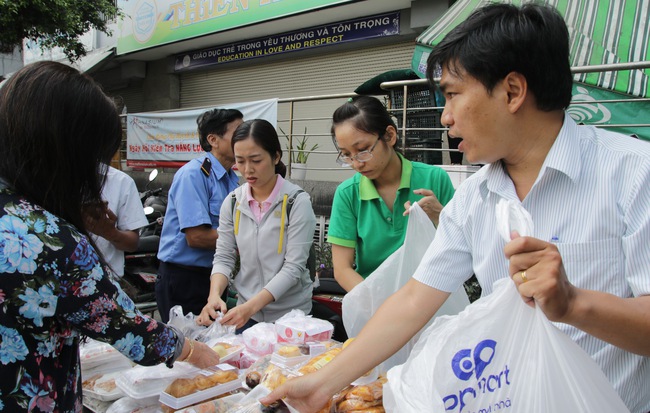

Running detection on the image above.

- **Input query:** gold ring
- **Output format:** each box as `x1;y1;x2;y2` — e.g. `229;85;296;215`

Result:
520;271;528;283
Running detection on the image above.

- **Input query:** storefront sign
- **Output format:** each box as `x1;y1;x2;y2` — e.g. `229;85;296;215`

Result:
126;98;278;167
117;0;354;54
174;11;400;72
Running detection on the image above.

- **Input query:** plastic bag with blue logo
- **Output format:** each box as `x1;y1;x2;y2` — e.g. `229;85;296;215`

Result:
383;199;629;413
342;203;470;373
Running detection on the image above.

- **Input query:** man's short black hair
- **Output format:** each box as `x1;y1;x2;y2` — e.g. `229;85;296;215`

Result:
427;3;573;111
196;108;244;152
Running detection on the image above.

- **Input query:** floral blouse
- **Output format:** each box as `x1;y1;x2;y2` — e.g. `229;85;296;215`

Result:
0;185;179;412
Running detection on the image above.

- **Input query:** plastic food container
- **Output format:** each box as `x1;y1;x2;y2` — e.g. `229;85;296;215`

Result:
173;392;245;413
205;341;244;365
105;396;161;413
159;364;242;410
82;370;126;402
80;339;132;373
115;362;197;402
270;342;329;369
275;317;334;344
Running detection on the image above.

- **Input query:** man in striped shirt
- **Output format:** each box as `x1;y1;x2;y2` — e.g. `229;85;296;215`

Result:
263;4;650;412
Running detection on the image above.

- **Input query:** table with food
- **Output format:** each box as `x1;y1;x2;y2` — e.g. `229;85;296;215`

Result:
81;309;386;413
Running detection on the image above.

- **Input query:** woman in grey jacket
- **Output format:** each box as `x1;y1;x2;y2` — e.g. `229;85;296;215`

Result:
197;119;316;332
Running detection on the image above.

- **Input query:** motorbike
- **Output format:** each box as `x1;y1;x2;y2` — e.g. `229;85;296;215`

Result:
311;267;348;342
121;170;166;311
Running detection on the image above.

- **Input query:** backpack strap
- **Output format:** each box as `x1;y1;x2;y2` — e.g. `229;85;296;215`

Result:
230;193;241;235
232;189;306;256
283;190;316;281
231;189;315;281
285;190;304;217
278;190;304;254
277;194;289;254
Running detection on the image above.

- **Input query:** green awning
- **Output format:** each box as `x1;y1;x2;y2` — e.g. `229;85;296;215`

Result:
569;82;649;140
411;0;650;140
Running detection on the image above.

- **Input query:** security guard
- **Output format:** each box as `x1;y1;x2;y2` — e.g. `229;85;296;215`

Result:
156;108;243;322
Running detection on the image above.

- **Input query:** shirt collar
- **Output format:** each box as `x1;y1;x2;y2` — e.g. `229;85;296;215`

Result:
359;153;412;200
479;113;581;199
206;152;228;179
539;113;582;183
245;174;285;205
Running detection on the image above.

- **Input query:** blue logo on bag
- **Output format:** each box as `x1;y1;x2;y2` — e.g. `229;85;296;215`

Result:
451;339;496;381
443;339;512;412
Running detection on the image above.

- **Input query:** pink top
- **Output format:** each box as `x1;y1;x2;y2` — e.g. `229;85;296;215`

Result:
247;175;285;222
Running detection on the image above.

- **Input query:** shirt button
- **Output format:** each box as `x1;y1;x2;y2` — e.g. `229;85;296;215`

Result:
386;217;392;222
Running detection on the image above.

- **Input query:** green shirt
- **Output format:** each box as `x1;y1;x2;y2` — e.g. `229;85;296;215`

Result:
327;154;455;278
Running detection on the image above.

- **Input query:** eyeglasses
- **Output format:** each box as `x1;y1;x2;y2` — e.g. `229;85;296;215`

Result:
336;137;380;166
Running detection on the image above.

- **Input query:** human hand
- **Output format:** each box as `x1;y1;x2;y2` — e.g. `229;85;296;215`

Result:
82;201;117;238
185;340;221;369
504;233;577;322
260;373;334;413
403;189;443;226
220;303;254;329
196;297;228;326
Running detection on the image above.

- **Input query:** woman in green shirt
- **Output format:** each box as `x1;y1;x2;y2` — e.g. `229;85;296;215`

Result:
327;96;455;292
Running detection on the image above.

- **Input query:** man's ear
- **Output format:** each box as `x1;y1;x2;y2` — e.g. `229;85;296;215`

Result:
207;133;219;148
503;72;527;113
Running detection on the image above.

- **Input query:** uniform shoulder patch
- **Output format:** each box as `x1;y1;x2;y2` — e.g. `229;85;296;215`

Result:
200;157;212;177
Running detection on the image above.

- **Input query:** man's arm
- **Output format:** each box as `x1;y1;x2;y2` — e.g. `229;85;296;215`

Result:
106;228;140;252
506;235;650;356
567;291;650;356
184;225;218;249
262;279;450;411
84;204;140;252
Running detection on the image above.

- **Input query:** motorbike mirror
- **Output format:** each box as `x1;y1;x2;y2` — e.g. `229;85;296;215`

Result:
143;206;155;215
148;169;159;182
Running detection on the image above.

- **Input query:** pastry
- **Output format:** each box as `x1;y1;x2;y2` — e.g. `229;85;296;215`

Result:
336;398;382;412
332;377;387;413
298;347;341;374
245;371;262;389
82;374;101;390
276;345;301;358
260;365;287;391
211;342;233;358
95;378;117;393
165;370;238;397
165;377;199;398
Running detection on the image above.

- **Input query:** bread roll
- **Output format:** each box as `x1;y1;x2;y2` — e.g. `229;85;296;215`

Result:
277;345;301;358
211;342;233;358
165;370;238;397
298;347;341;375
165;377;199;398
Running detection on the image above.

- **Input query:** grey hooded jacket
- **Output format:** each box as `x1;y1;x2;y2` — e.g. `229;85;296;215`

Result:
211;179;316;322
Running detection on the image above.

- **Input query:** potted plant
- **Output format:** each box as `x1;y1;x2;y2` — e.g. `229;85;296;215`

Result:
280;127;319;179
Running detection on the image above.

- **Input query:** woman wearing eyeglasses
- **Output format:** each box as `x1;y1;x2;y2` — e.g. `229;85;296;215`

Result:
327;96;455;292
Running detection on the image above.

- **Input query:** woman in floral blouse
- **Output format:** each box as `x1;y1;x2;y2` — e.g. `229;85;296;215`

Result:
0;61;220;412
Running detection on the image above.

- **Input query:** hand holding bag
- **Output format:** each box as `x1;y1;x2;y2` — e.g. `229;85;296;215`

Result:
383;200;629;413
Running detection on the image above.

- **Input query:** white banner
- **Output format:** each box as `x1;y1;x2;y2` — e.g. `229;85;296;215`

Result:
126;98;278;167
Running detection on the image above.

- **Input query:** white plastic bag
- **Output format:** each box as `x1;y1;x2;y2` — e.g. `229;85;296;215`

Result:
342;203;470;372
167;305;235;342
383;199;629;413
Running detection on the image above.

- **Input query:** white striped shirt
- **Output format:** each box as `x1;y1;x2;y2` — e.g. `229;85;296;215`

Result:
414;114;650;413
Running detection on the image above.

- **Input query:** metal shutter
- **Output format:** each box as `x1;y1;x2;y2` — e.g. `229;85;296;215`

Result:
112;86;145;114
